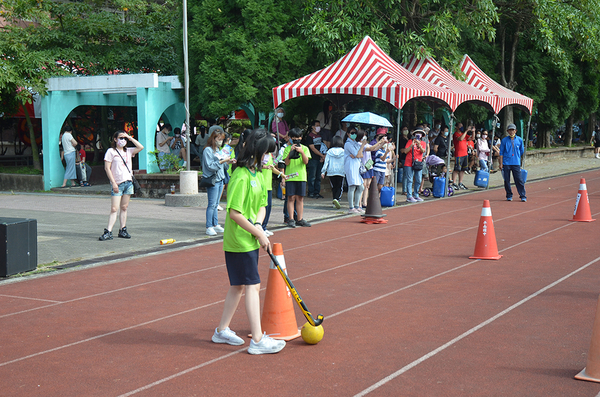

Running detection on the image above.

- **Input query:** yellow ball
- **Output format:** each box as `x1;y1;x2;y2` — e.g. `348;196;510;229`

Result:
301;322;324;344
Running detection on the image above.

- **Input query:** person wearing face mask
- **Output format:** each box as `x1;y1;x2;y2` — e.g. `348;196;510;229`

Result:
499;124;527;202
398;127;410;195
433;126;449;158
476;130;491;173
99;131;144;241
170;127;188;168
203;131;237;236
317;101;334;148
343;126;368;213
271;107;289;143
304;120;326;198
401;129;426;202
283;128;311;227
156;123;173;171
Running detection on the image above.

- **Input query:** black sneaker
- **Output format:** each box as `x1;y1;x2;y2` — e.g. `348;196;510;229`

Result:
286;219;296;228
296;219;311;227
99;229;113;241
459;183;468;190
315;194;324;199
118;227;131;239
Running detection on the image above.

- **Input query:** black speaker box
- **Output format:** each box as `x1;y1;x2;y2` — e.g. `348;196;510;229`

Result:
0;218;37;277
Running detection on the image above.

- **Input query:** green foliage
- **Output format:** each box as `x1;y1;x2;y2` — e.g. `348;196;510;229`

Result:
187;0;314;118
149;150;184;173
300;0;499;73
0;0;179;108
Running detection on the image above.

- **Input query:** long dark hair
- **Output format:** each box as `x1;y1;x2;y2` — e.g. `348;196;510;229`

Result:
343;124;358;144
234;128;252;158
234;129;275;172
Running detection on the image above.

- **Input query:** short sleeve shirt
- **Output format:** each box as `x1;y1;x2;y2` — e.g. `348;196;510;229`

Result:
260;154;274;191
104;147;135;185
453;132;467;157
223;167;268;253
404;139;425;167
282;144;311;181
62;132;76;154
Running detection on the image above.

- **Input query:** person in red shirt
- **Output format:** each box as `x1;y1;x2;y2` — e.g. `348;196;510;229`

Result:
401;129;426;202
451;124;470;190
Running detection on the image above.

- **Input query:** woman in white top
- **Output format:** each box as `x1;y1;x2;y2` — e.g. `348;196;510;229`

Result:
60;125;78;188
99;131;144;241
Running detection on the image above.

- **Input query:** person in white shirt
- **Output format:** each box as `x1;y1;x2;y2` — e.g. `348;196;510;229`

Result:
60;125;78;188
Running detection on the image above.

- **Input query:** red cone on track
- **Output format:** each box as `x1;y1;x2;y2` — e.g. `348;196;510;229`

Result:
571;178;595;222
469;200;502;260
575;294;600;382
260;243;301;341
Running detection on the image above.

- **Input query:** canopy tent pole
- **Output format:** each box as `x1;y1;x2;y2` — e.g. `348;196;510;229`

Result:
394;108;401;198
523;112;533;167
485;114;499;190
444;113;455;198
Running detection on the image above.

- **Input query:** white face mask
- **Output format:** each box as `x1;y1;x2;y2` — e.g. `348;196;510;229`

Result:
315;126;321;133
117;138;127;148
277;112;284;118
216;140;223;147
476;134;481;138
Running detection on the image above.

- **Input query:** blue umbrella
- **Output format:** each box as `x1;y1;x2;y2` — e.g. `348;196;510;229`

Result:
342;112;393;128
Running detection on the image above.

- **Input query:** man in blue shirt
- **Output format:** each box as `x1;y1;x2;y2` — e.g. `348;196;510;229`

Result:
499;123;527;202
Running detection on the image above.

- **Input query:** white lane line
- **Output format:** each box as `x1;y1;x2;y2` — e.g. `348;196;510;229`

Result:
0;294;62;303
0;299;224;368
354;255;600;397
116;349;246;397
116;221;579;396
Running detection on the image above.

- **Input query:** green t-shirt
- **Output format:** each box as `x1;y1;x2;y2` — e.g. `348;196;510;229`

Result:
223;167;268;253
260;154;274;191
282;144;311;182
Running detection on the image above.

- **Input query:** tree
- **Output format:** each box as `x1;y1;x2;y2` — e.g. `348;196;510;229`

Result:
300;0;499;74
187;0;314;123
1;0;179;169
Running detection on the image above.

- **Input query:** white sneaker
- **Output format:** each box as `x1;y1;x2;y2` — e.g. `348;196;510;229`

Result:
212;327;245;346
264;229;273;237
182;161;187;167
248;333;286;355
217;205;224;211
213;224;224;233
206;227;217;236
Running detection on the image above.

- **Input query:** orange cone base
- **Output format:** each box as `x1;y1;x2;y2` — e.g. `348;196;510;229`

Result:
361;217;388;224
469;253;503;260
575;367;600;383
248;330;301;341
570;218;596;223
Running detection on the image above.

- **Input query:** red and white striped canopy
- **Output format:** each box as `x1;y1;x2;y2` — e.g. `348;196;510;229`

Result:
403;55;496;112
273;36;455;110
460;55;534;114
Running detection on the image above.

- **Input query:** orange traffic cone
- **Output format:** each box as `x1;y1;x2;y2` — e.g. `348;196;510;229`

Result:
260;243;301;341
362;177;388;224
571;178;595;222
469;200;502;260
575;294;600;382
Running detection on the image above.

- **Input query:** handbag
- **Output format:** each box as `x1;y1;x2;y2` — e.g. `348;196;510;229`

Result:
411;145;423;171
364;159;374;170
199;173;217;188
116;149;141;195
359;163;367;174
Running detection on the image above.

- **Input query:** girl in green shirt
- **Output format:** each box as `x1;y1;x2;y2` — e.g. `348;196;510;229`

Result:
212;129;286;355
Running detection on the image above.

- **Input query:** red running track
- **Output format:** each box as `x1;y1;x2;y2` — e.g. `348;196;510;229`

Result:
2;171;600;396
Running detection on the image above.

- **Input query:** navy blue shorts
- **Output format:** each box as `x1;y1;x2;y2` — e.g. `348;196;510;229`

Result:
454;156;469;171
225;249;260;285
286;181;306;197
373;170;386;185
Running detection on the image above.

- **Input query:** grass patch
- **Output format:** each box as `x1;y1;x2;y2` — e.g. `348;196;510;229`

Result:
0;166;43;175
5;261;60;278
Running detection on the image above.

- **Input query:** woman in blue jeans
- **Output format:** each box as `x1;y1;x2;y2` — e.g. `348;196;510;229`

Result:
401;129;426;203
202;130;236;236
